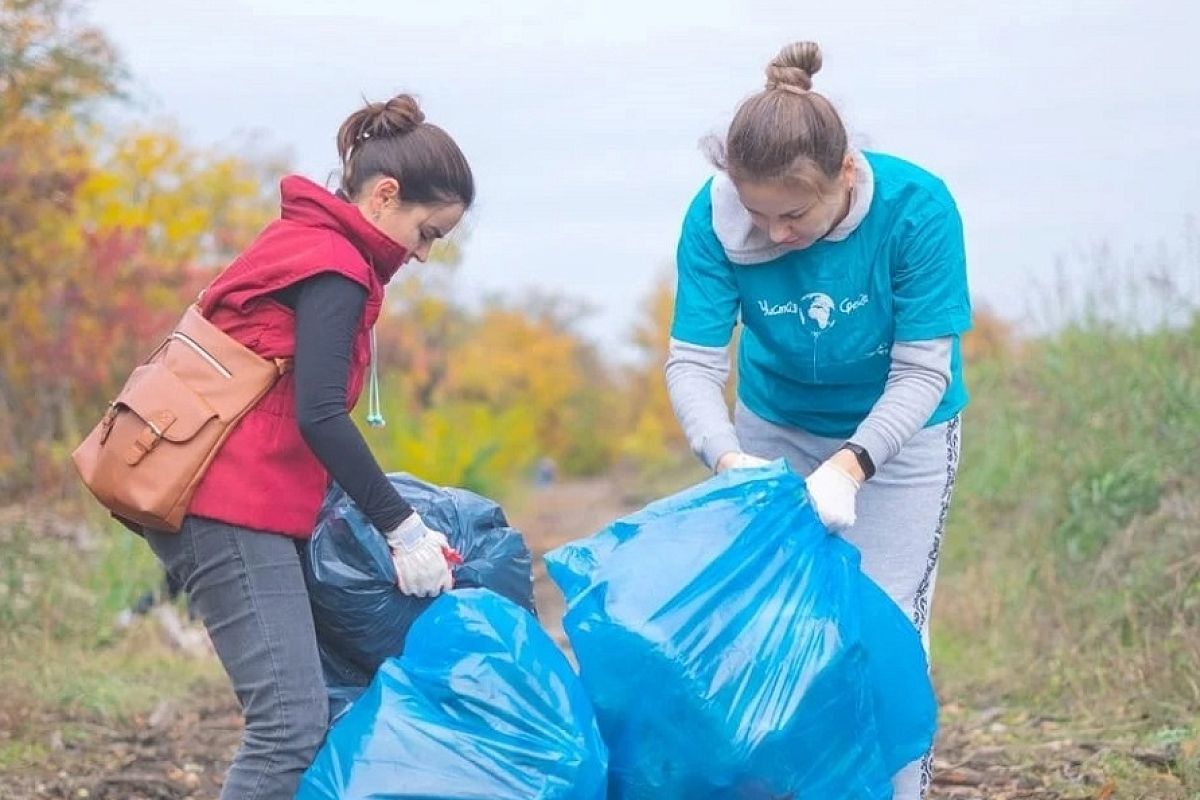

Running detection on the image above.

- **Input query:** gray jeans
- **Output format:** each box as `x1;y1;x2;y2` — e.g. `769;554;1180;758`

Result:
736;401;962;800
145;516;328;800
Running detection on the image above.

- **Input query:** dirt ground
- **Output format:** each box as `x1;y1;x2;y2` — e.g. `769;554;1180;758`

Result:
0;479;1187;799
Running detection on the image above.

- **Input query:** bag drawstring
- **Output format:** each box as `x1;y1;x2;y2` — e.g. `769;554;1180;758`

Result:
366;328;385;428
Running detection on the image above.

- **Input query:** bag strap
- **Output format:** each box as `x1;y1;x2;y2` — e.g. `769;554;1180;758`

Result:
194;289;293;377
195;286;213;318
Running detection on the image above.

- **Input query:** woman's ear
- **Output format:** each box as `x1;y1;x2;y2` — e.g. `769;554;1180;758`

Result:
378;176;402;206
365;176;402;213
841;153;856;191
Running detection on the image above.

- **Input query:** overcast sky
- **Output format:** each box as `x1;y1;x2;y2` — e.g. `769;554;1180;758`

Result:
87;0;1200;354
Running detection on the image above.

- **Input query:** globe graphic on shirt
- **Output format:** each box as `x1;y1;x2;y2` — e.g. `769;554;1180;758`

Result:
801;292;836;330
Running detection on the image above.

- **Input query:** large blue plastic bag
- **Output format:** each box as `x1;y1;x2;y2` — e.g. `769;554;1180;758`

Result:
296;588;609;800
301;473;536;713
544;461;936;800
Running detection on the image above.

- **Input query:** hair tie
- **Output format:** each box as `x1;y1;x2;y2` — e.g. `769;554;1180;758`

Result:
769;82;809;96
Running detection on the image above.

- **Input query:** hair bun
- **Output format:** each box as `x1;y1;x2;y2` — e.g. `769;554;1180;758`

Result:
336;94;426;165
765;41;822;92
362;94;425;138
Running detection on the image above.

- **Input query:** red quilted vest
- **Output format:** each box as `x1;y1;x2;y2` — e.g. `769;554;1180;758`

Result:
187;175;407;537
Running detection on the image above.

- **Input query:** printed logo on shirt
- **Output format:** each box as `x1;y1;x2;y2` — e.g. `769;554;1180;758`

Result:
757;292;870;332
802;292;836;330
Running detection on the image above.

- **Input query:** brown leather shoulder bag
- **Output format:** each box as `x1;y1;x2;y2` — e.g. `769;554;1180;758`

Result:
72;303;290;532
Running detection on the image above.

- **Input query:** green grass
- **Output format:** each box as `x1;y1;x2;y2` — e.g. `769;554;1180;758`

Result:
0;510;222;755
0;740;49;771
11;640;218;719
934;314;1200;729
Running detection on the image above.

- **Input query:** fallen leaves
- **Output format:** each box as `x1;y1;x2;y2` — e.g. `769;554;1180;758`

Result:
931;704;1192;800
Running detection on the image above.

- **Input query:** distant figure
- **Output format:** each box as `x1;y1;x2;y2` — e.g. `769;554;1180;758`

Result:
664;40;971;800
114;569;186;630
136;94;475;800
114;571;211;659
534;456;558;487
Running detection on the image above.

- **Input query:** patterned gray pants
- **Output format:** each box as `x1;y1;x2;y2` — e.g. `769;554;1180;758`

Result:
736;401;963;800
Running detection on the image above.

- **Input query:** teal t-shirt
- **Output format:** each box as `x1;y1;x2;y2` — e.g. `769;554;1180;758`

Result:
670;152;973;438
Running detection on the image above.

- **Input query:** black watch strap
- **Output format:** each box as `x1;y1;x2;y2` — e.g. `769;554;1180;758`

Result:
842;442;876;481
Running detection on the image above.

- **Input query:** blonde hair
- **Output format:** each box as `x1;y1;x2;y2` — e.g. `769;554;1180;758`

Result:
707;41;848;188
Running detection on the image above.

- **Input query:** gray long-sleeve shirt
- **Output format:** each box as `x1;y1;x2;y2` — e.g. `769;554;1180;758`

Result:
665;336;952;472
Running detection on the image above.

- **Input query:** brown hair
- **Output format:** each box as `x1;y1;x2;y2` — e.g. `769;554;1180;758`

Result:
707;41;848;188
336;94;475;207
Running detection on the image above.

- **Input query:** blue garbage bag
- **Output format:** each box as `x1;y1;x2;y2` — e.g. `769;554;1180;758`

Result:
296;588;609;800
301;473;536;715
545;461;936;800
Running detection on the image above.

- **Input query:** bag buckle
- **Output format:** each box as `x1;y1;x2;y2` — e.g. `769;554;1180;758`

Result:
99;403;119;446
125;411;175;466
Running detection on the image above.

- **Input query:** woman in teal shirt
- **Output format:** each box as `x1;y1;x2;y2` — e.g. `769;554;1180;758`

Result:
666;41;971;800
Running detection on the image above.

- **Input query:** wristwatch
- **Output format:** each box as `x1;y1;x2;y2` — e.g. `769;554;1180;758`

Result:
841;442;876;481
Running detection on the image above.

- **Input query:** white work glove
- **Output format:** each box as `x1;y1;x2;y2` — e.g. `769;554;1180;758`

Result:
383;513;455;598
805;459;861;532
715;452;772;473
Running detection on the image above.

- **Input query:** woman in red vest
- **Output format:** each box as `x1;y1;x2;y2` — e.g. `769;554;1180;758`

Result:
143;94;473;800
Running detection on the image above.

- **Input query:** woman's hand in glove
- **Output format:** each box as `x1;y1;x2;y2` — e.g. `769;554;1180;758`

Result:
805;451;864;532
384;513;455;598
715;452;772;473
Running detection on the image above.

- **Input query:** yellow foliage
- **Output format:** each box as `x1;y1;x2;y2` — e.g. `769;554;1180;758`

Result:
619;270;690;464
447;304;586;460
77;126;280;266
368;402;539;498
0;0;122;122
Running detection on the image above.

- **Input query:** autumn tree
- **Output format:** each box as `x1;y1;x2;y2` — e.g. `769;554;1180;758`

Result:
618;270;690;465
0;0;280;495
